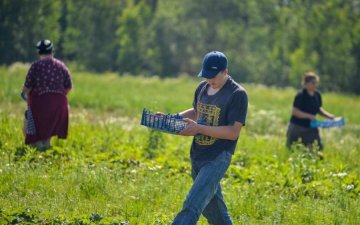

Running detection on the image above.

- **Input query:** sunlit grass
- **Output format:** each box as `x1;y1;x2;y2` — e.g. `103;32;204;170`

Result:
0;64;359;224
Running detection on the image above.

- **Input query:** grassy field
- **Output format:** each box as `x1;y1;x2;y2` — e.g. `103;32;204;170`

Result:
0;63;359;224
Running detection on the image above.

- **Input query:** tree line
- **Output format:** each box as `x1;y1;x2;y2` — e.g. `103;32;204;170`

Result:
1;0;360;94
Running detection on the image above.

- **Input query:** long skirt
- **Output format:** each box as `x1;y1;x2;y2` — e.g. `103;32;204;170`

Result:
286;122;323;150
25;93;69;144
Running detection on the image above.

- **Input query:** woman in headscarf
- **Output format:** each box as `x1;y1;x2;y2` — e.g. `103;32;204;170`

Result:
22;39;72;151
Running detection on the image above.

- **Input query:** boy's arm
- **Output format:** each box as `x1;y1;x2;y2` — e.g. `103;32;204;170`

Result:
179;108;196;121
180;118;243;141
156;108;196;120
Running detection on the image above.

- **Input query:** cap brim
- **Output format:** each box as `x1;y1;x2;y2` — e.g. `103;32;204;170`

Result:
198;69;219;79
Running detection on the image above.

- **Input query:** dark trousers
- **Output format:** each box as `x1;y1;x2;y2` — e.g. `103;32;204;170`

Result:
286;122;323;150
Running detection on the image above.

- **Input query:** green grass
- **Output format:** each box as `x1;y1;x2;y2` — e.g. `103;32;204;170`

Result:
0;63;359;224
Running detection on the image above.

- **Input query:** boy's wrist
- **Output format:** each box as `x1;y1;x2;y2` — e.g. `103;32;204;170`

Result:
196;124;207;136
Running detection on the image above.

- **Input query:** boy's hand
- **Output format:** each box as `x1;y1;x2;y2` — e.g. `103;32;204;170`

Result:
179;118;199;136
155;112;165;116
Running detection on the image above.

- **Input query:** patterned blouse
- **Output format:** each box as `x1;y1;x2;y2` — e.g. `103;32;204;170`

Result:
24;57;72;96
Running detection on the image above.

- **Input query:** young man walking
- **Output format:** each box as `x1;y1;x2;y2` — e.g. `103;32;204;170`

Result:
172;51;248;225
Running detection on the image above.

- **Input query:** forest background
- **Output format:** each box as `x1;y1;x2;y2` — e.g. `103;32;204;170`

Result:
1;0;360;94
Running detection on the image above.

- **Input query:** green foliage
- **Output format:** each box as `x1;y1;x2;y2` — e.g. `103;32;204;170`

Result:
61;0;124;71
144;130;164;159
1;0;360;93
116;0;157;74
0;67;360;224
0;0;61;63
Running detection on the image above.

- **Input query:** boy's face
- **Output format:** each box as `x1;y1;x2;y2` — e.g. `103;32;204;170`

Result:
206;70;228;89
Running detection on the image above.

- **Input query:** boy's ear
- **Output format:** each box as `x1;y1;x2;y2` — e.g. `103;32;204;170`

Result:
220;69;228;76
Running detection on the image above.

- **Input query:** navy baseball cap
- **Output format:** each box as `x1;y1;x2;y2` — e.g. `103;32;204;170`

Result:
198;51;228;79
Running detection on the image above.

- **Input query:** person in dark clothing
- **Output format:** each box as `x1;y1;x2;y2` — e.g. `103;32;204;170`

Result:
171;51;248;225
286;72;336;151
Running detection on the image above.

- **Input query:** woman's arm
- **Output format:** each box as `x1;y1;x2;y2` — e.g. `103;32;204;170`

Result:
319;107;336;119
22;86;31;100
292;107;316;120
65;88;72;95
180;118;243;141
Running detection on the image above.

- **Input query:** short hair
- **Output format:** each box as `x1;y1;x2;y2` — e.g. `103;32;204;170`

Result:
303;72;319;84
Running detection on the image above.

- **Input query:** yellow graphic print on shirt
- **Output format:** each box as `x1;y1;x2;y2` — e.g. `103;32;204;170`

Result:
195;101;221;145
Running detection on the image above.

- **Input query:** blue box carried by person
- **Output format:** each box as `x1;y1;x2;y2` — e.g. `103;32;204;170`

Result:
140;108;186;134
310;117;345;128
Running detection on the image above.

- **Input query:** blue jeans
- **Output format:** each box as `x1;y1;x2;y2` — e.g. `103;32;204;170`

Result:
172;151;233;225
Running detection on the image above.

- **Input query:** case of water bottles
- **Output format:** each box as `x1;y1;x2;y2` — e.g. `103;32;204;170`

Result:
140;108;186;134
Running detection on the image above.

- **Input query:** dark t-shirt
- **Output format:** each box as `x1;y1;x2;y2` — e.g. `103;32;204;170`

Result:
190;77;248;160
24;57;72;96
290;89;322;127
